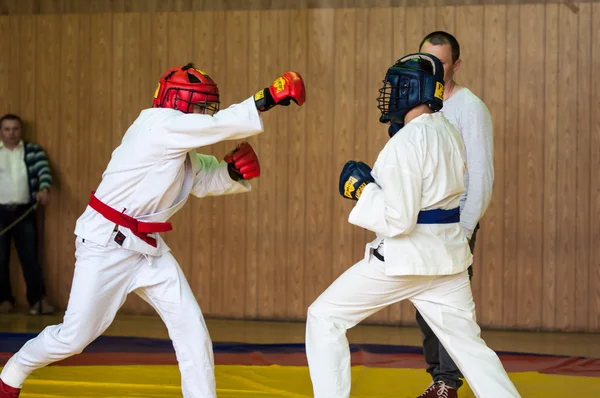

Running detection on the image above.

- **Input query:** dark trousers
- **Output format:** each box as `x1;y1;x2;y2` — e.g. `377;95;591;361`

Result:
0;204;45;306
415;224;479;390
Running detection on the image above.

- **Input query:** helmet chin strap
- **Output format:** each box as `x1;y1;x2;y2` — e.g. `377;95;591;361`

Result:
379;113;404;138
388;120;403;138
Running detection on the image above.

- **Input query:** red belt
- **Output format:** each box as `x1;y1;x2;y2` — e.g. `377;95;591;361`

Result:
88;191;172;247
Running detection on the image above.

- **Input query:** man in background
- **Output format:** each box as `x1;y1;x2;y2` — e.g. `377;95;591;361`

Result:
0;114;54;316
414;31;494;398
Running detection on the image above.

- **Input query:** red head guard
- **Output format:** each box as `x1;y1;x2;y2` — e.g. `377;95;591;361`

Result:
152;63;220;114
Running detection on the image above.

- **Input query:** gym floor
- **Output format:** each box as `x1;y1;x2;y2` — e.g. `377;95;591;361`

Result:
1;312;599;397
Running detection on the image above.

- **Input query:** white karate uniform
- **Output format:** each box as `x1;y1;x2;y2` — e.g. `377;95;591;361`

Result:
0;97;264;398
305;112;520;398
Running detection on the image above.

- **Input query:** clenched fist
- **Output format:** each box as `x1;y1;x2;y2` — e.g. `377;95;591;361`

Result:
254;71;306;112
224;142;261;181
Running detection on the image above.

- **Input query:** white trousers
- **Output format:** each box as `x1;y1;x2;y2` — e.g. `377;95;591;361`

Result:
0;235;216;398
305;255;521;398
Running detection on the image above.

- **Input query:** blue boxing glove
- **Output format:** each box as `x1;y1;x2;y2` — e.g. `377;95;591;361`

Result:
339;160;375;200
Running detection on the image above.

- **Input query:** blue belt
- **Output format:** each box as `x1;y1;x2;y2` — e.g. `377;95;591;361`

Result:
416;207;460;224
373;207;461;262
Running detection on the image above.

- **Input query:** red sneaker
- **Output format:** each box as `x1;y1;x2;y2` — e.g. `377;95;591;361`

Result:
0;379;20;398
417;381;457;398
417;382;437;397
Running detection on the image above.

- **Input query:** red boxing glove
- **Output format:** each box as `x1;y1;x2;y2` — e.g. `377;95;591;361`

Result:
254;71;306;112
224;142;261;181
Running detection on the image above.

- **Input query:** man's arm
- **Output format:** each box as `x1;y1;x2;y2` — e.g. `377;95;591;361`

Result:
460;100;494;239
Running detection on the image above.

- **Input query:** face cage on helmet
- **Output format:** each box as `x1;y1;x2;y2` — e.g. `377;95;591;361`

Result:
166;88;220;115
376;80;394;117
377;75;432;123
377;78;412;121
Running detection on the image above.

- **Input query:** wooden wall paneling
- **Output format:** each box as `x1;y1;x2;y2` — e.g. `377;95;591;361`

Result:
123;0;153;13
0;4;598;332
74;13;91;308
14;16;37;308
555;2;578;331
74;8;90;202
304;7;336;313
109;13;124;191
90;10;114;216
221;9;251;318
455;4;485;314
208;9;227;316
5;0;586;14
137;13;153;145
37;0;62;14
590;1;600;331
243;6;261;319
173;0;195;12
350;5;370;308
34;15;61;308
0;0;35;14
62;0;104;13
190;10;218;316
402;6;424;111
107;0;125;13
6;18;19;112
89;0;112;13
391;6;406;96
423;5;437;35
272;9;292;320
479;4;506;328
254;9;278;319
542;2;558;330
502;4;519;328
286;6;308;320
575;2;591;331
435;5;455;32
154;0;174;13
516;3;545;329
0;17;16;304
55;13;79;311
150;12;169;83
244;6;264;320
59;0;72;13
3;16;26;308
17;16;37;171
330;6;357;315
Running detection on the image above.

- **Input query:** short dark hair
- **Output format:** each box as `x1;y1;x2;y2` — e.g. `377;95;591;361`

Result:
0;114;23;129
419;31;460;64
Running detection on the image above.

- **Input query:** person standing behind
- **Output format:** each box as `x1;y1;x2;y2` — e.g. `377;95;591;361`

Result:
413;31;494;398
0;114;54;316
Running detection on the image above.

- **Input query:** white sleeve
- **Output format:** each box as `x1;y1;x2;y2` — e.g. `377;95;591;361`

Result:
460;101;494;239
348;139;422;237
164;97;264;153
191;153;251;198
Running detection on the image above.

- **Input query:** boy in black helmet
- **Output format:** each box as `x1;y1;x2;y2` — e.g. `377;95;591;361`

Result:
304;54;519;398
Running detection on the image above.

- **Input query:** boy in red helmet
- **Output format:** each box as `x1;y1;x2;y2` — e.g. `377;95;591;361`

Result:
0;63;305;398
